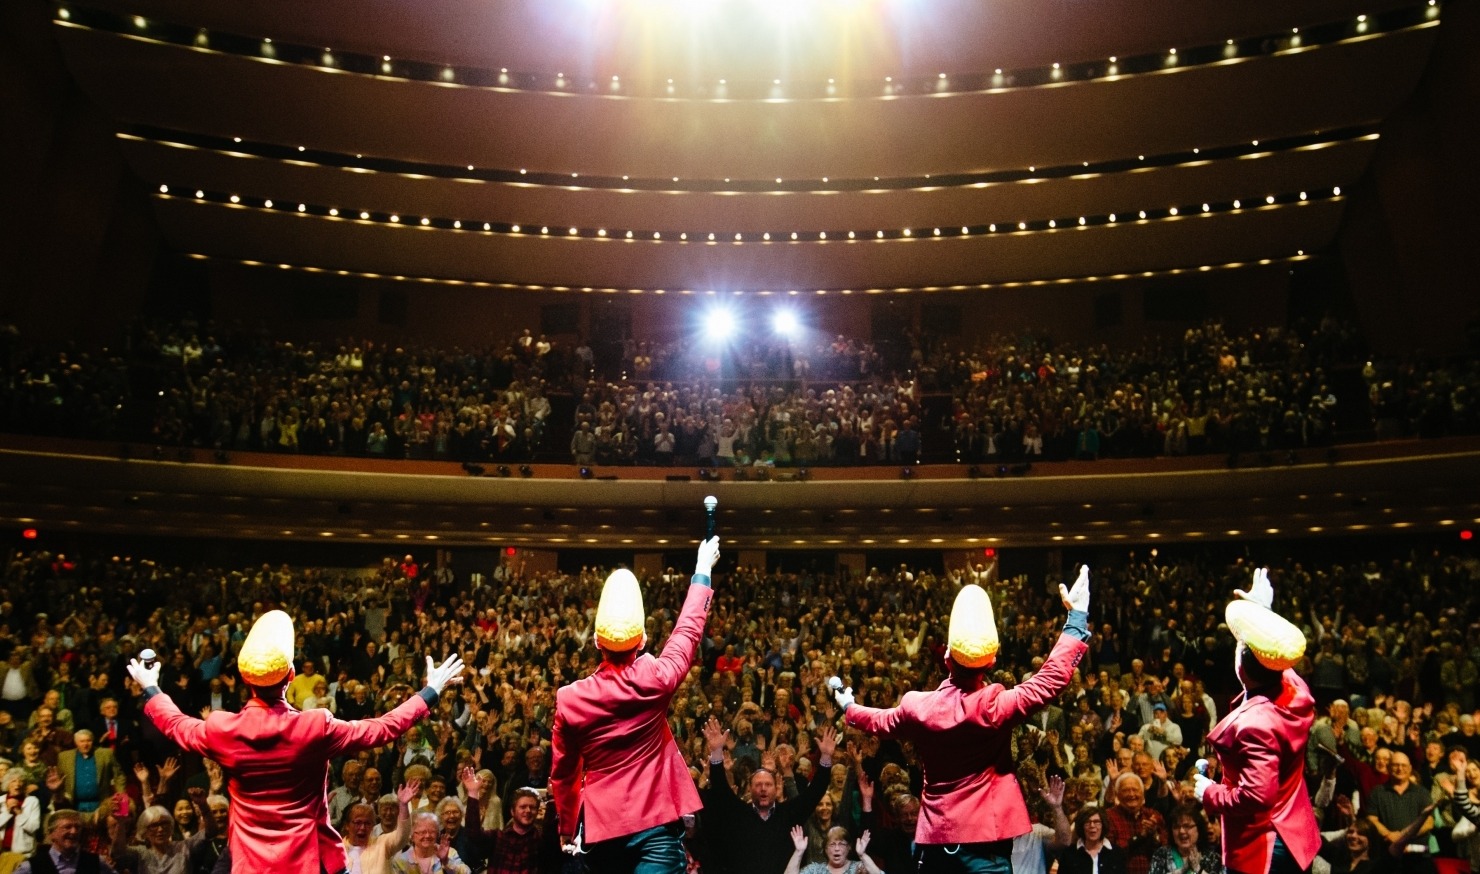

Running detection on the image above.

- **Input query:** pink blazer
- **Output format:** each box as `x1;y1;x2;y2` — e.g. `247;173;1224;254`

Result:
145;689;429;873
846;633;1087;845
550;583;710;844
1202;670;1320;874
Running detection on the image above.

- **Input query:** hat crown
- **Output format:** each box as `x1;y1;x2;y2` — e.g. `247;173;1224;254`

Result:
238;610;295;686
1225;599;1306;670
595;569;645;652
948;584;999;668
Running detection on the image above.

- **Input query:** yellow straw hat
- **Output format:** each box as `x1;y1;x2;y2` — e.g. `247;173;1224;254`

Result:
594;569;645;652
1225;599;1306;670
237;610;295;686
948;584;999;668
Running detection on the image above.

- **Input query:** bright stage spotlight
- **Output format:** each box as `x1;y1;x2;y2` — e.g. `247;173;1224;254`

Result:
772;309;800;338
707;307;737;342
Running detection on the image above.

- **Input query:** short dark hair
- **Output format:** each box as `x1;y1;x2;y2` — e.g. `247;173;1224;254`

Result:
1237;643;1284;690
1168;802;1211;845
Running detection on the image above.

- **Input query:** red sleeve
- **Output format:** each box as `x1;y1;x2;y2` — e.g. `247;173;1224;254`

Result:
144;693;212;758
846;694;916;740
323;691;428;758
982;634;1086;726
549;703;582;835
652;585;711;692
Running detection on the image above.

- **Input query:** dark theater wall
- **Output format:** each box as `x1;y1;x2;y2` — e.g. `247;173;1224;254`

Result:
1337;0;1480;356
0;1;163;346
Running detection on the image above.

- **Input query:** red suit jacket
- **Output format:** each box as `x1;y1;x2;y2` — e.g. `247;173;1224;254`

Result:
145;688;429;873
846;633;1087;845
550;583;710;844
1202;669;1320;874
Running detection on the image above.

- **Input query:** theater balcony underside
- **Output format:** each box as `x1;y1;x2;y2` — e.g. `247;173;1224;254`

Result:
2;434;1476;550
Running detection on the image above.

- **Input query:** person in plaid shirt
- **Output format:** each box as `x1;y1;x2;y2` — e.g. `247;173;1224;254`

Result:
1103;773;1169;874
459;770;553;874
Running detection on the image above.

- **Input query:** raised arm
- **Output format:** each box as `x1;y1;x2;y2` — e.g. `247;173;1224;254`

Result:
325;655;464;757
130;657;211;758
783;825;808;874
652;538;720;690
1041;775;1072;850
985;566;1091;723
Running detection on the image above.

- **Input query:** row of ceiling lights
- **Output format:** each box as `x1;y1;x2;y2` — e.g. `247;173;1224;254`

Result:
186;249;1314;295
56;2;1439;100
132;124;1379;195
161;184;1342;243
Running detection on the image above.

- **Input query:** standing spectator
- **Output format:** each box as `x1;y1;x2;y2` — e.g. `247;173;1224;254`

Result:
782;824;884;874
1365;752;1434;859
340;781;417;874
1148;803;1222;874
1137;705;1183;761
56;729;122;816
702;718;839;874
0;651;38;721
0;771;42;862
15;809;120;874
1309;700;1362;777
1060;806;1128;874
134;791;215;874
188;796;229;874
458;771;549;874
1104;774;1169;874
327;761;364;831
391;813;469;874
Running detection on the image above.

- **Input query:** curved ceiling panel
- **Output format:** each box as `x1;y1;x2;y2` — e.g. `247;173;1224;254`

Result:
151;195;1344;289
121;133;1376;233
88;0;1417;83
56;22;1435;180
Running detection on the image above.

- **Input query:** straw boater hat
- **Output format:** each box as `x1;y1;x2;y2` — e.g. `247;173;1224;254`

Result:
947;584;999;669
594;569;645;652
1225;599;1306;670
237;610;296;686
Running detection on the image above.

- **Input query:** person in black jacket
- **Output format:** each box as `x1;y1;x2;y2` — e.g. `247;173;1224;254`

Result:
1060;806;1128;874
700;717;838;874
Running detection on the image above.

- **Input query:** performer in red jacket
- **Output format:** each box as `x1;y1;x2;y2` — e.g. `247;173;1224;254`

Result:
1194;568;1320;874
833;565;1092;874
550;537;720;873
126;610;464;874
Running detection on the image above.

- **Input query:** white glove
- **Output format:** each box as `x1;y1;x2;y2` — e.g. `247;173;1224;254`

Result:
828;676;855;711
1058;565;1090;612
695;537;720;577
561;833;585;856
1234;567;1274;608
424;655;466;696
127;657;161;690
1193;773;1213;801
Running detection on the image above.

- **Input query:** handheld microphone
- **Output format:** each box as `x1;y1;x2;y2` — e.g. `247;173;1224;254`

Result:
704;495;718;541
139;648;159;670
1195;758;1210;777
1316;743;1346;765
827;676;844;692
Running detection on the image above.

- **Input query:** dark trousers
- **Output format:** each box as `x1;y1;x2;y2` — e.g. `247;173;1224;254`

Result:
1231;835;1312;874
584;820;686;874
920;839;1014;874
